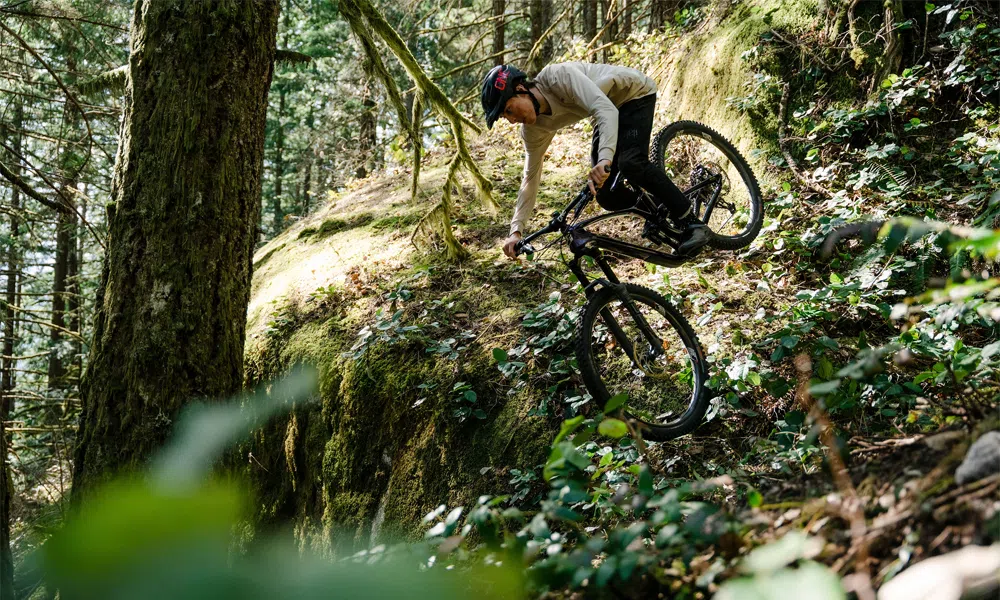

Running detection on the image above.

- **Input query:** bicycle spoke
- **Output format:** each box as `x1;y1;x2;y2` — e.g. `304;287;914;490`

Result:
585;294;696;426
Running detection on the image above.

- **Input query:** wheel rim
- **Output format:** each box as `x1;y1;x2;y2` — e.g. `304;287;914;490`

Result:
660;131;757;240
585;294;701;428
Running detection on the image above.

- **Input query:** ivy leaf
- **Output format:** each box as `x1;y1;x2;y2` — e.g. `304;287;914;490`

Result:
492;348;508;362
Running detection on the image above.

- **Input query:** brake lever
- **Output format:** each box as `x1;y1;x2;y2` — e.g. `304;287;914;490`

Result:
574;164;610;219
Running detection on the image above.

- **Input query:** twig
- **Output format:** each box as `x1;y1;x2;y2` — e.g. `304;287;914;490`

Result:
794;353;875;600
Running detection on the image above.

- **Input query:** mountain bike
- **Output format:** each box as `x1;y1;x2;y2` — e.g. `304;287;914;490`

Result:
514;121;762;440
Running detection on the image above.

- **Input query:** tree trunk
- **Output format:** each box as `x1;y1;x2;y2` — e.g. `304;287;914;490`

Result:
875;0;904;84
49;204;73;390
272;87;286;234
529;0;553;72
0;91;22;600
649;0;677;31
70;189;84;375
302;157;312;214
622;0;631;38
357;66;377;179
601;0;617;61
584;0;597;42
492;0;505;65
49;46;82;392
72;0;280;497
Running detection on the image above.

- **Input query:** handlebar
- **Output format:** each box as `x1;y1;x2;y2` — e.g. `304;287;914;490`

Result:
512;164;611;256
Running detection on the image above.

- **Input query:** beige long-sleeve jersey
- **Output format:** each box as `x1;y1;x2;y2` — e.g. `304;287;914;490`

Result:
508;62;657;235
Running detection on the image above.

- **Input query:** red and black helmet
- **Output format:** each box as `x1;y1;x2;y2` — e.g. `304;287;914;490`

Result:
481;64;527;129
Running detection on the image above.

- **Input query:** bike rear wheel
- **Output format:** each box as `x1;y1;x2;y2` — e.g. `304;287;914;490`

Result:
575;283;709;441
651;120;763;250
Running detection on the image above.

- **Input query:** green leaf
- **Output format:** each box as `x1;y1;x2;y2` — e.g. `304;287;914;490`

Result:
492;348;508;362
603;392;628;414
598;418;628;439
829;273;842;284
638;465;653;497
809;379;841;395
748;489;763;508
742;531;821;573
553;415;585;444
464;390;477;402
595;556;617;587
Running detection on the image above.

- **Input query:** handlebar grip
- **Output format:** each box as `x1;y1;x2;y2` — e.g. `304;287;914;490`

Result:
514;240;535;256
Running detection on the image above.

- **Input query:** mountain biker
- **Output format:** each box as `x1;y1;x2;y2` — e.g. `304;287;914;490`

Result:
481;62;710;260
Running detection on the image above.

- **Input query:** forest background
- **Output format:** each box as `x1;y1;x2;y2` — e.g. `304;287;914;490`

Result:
0;0;998;598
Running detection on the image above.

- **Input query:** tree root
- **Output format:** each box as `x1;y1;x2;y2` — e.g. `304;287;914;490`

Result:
778;82;834;198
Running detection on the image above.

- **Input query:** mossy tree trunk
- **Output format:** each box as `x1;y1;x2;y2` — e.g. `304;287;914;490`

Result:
874;0;904;85
340;0;496;261
72;0;280;497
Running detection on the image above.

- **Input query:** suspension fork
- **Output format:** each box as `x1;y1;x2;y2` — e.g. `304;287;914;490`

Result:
570;253;664;365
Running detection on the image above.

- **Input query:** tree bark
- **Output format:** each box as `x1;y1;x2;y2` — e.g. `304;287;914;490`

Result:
357;66;377;179
302;157;312;214
48;203;73;390
0;89;22;600
72;0;280;497
70;188;84;375
875;0;904;85
601;0;617;61
584;0;597;42
492;0;505;65
622;0;631;38
529;0;553;72
48;37;82;392
272;87;286;234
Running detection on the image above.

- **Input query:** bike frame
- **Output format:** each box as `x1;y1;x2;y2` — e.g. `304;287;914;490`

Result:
514;175;720;370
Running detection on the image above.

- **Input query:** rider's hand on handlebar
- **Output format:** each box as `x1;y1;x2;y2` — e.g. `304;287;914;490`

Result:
587;159;612;196
502;232;523;260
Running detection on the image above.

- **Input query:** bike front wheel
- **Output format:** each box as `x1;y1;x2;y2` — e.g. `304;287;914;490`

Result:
651;120;763;251
575;283;709;441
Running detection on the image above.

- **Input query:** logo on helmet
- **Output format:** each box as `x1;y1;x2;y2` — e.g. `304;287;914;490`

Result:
494;70;509;91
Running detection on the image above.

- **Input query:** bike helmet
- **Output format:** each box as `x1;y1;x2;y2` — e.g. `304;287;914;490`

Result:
481;64;528;129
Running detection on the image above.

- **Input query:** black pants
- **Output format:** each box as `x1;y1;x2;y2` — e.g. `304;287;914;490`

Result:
591;94;689;218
